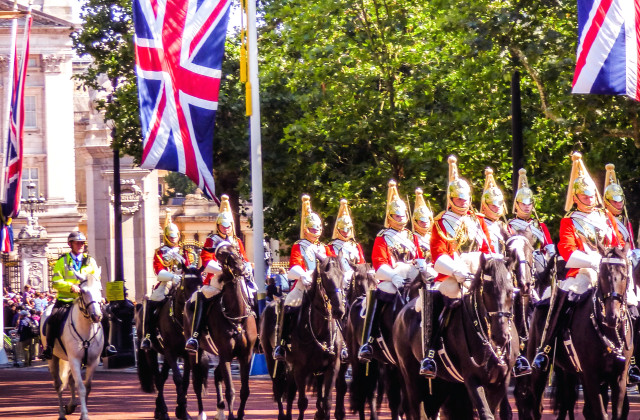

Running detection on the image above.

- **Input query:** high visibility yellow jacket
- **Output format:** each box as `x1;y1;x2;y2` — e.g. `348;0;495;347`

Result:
52;253;98;303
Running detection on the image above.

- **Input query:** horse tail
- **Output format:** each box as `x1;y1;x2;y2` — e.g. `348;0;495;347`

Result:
550;369;579;415
136;348;158;393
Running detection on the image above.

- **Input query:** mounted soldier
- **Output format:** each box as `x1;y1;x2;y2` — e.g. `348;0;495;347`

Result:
603;163;640;384
273;195;332;361
532;152;623;372
42;231;117;360
140;212;192;350
480;168;509;254
412;188;434;265
508;168;555;275
329;198;366;287
357;180;420;362
420;156;495;377
185;194;253;353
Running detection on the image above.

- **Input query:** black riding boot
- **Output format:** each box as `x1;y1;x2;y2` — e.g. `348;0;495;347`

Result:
358;289;378;363
140;299;160;351
629;357;640;385
185;292;205;353
101;316;117;357
419;288;438;378
532;288;570;372
273;306;296;361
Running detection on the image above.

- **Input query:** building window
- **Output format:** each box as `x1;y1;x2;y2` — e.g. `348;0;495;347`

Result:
21;168;38;199
24;96;36;129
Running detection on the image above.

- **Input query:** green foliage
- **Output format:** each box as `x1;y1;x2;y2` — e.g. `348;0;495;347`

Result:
162;172;197;204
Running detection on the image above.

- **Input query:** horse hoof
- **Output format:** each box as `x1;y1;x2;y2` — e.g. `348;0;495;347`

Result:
217;408;226;420
58;416;66;420
175;406;192;420
65;404;77;415
198;412;207;420
154;410;170;420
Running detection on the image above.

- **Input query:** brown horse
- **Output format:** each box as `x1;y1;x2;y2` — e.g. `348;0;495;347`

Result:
260;253;346;420
394;253;519;420
135;264;205;420
185;242;258;420
517;246;633;420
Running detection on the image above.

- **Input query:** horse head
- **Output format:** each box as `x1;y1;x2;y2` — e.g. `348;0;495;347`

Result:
76;267;104;324
598;245;630;327
471;253;514;350
314;252;346;320
347;262;376;303
215;241;246;279
179;263;203;301
505;232;536;296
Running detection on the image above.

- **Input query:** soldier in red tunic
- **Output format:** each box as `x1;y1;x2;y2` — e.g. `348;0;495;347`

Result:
185;195;252;353
418;156;495;377
602;163;640;384
532;152;622;372
480;168;509;254
273;195;332;361
412;188;435;268
141;211;193;350
358;180;419;362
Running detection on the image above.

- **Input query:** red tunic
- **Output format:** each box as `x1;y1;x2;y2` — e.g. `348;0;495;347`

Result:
328;241;365;264
371;229;417;272
430;211;494;282
557;214;621;279
200;235;249;285
289;241;334;289
152;246;191;275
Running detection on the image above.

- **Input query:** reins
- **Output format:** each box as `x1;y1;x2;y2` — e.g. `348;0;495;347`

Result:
70;281;103;367
306;265;343;355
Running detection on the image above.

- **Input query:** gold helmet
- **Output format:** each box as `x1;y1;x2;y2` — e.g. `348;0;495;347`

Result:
564;151;601;212
216;194;235;237
332;199;354;240
163;209;180;247
384;180;408;231
604;163;625;216
481;168;505;221
300;195;322;241
446;156;471;213
512;168;534;218
413;188;433;236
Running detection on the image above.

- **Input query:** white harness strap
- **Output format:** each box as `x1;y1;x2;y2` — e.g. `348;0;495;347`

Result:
601;257;626;265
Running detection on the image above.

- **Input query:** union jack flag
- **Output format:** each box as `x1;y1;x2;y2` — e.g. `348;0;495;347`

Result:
133;0;231;199
572;0;640;100
1;12;31;252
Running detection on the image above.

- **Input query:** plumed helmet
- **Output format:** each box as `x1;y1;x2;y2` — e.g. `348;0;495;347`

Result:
413;188;433;236
333;199;354;240
512;168;534;216
163;209;180;246
216;194;235;232
604;163;625;216
565;152;601;212
300;195;322;241
384;180;408;231
446;156;471;213
68;231;87;243
481;168;505;220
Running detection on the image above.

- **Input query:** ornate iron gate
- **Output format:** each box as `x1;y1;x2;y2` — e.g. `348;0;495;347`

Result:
2;253;21;293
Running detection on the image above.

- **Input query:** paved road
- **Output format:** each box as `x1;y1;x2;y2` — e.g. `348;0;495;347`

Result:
0;362;639;419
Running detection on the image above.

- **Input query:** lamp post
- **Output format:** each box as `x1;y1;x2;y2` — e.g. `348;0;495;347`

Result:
18;182;47;237
103;106;135;369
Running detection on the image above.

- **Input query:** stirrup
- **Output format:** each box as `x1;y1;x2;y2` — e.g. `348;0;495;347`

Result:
273;345;286;361
140;335;152;351
104;345;117;357
513;355;532;377
628;363;640;385
419;354;437;379
357;343;373;363
340;347;349;363
185;337;199;353
532;351;550;372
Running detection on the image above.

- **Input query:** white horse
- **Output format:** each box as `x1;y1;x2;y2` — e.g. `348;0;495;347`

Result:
40;268;105;420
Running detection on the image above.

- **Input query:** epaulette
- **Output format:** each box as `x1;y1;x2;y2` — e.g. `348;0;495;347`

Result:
376;229;387;237
434;210;446;221
565;210;575;218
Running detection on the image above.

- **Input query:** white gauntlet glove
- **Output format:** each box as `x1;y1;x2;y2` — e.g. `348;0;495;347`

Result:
415;259;427;271
452;270;470;284
301;273;313;287
544;244;556;258
391;275;405;289
566;250;601;272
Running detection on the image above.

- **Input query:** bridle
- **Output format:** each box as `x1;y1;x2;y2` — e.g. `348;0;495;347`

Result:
76;279;102;321
307;259;344;355
216;246;253;323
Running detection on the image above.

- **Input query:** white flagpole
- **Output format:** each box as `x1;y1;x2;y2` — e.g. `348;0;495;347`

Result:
0;1;19;204
247;0;264;295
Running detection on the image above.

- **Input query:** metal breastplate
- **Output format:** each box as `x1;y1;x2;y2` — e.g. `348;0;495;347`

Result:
486;220;504;254
298;239;326;272
159;246;184;273
383;229;416;263
442;212;481;254
332;239;360;264
415;233;431;261
616;217;630;243
508;218;544;248
571;211;609;250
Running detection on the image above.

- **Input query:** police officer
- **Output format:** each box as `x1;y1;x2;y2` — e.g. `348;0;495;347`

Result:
42;231;116;359
140;212;190;350
185;194;253;353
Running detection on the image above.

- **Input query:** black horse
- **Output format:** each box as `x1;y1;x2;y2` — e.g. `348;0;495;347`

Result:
334;262;380;420
394;253;520;420
135;264;204;420
261;253;346;420
186;242;258;420
517;246;633;420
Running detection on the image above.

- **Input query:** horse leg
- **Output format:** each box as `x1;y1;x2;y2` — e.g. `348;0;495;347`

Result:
50;358;67;420
610;375;628;420
294;369;309;420
236;355;251;420
65;363;78;416
580;372;607;420
285;369;297;420
384;367;403;420
221;361;236;420
192;352;210;420
499;395;512;420
463;377;495;420
68;357;89;420
214;364;227;420
166;355;190;420
155;360;171;420
334;363;348;420
179;357;192;420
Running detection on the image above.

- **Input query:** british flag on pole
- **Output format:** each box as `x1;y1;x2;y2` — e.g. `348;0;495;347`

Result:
572;0;640;100
133;0;231;199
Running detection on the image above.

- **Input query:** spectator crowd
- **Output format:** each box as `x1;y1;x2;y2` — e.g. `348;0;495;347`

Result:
3;285;55;366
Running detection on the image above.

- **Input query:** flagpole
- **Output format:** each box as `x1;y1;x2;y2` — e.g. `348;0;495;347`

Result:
0;1;20;203
247;0;265;301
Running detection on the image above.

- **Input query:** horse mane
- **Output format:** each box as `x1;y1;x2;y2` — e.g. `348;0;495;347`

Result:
469;254;512;293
